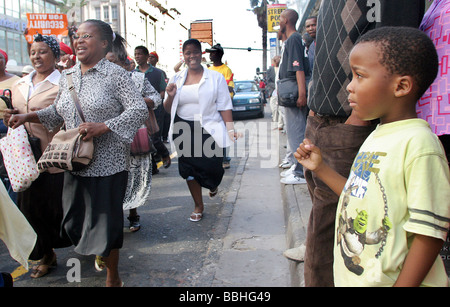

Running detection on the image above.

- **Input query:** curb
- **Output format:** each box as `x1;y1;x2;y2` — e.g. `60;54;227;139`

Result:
282;184;312;287
278;133;312;287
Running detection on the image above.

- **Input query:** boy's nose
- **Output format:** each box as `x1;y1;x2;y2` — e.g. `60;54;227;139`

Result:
346;79;355;93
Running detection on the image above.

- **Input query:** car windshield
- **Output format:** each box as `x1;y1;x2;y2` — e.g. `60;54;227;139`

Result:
235;82;259;92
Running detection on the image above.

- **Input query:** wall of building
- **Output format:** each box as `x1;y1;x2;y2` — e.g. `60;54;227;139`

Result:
80;0;188;77
0;0;188;76
0;0;62;74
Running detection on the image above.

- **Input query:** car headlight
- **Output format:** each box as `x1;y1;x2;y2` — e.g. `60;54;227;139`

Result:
248;98;260;104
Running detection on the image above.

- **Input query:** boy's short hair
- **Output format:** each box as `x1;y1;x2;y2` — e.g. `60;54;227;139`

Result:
356;26;438;99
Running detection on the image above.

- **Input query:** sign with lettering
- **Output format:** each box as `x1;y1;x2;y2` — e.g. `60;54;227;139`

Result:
25;13;68;43
0;15;27;33
190;20;213;46
267;4;287;33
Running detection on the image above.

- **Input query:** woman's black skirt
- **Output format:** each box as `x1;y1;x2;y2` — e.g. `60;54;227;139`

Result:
17;172;71;260
61;171;128;257
173;115;224;190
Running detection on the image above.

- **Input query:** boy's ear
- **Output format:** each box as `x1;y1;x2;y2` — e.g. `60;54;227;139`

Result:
393;76;414;98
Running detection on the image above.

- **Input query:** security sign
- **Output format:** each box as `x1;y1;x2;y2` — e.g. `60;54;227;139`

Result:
25;13;68;43
267;4;287;33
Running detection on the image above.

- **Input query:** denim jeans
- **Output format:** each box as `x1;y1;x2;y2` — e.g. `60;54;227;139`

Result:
284;106;308;178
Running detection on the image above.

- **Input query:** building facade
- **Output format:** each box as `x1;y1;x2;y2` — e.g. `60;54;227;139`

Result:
79;0;188;76
1;0;188;76
0;0;62;73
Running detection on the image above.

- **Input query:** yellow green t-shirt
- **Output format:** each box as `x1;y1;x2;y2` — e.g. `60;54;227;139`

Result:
208;64;234;97
333;119;450;287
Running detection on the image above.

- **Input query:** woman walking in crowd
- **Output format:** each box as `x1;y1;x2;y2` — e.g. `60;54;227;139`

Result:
0;49;20;92
7;19;148;287
0;49;20;133
3;34;71;278
105;33;161;232
0;49;20;199
164;39;237;222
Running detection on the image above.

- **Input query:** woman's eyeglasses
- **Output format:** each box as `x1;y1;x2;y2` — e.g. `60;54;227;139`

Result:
72;33;94;41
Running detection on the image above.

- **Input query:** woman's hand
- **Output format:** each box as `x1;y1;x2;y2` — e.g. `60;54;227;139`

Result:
166;83;177;98
227;129;241;142
79;122;110;141
164;83;177;113
3;108;18;125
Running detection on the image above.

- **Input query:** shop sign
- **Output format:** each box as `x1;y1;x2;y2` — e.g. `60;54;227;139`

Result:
0;14;27;33
267;4;287;33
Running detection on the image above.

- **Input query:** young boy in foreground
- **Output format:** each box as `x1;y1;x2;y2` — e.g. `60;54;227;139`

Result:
296;27;450;287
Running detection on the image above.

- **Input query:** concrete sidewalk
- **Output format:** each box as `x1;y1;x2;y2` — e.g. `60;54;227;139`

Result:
211;114;290;287
278;130;312;287
211;118;313;287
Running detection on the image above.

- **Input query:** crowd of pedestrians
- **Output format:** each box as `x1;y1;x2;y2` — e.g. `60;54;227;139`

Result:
0;15;238;287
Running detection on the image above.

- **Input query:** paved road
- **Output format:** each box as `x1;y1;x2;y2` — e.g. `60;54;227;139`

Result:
0;105;290;287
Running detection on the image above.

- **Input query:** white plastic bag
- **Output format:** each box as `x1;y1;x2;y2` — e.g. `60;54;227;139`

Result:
0;125;39;192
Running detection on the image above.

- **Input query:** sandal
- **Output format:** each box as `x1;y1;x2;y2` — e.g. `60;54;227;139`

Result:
189;212;203;222
30;255;57;278
163;156;171;168
95;255;106;272
209;187;218;198
127;215;141;232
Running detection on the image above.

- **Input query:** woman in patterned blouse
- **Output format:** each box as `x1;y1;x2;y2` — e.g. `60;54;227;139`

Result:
106;32;161;232
8;20;148;287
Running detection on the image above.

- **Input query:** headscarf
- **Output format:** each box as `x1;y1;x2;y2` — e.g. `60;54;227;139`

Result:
0;49;7;64
59;42;73;55
34;34;60;59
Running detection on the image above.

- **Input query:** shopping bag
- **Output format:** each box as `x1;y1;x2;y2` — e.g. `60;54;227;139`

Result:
130;125;156;155
0;125;39;192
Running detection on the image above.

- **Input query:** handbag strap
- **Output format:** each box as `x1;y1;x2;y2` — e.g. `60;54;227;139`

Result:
66;72;86;123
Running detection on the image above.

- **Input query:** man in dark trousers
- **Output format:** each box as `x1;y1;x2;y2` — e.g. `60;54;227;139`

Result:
206;43;234;169
278;9;311;185
149;51;171;144
134;46;171;173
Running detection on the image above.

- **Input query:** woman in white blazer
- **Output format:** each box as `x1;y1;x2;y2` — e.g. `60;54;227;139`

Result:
164;39;238;222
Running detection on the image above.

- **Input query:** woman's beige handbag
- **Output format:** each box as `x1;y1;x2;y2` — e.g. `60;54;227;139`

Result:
37;72;94;172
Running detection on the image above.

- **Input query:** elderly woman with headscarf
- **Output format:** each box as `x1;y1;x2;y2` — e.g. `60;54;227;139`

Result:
0;49;21;197
0;49;20;92
0;48;20;131
3;33;72;278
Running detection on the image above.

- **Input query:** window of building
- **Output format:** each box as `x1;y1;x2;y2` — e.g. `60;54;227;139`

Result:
0;30;6;52
7;32;21;63
46;3;56;13
21;35;29;64
95;7;101;20
103;6;109;21
5;0;20;18
21;0;34;20
111;5;118;20
33;0;45;14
